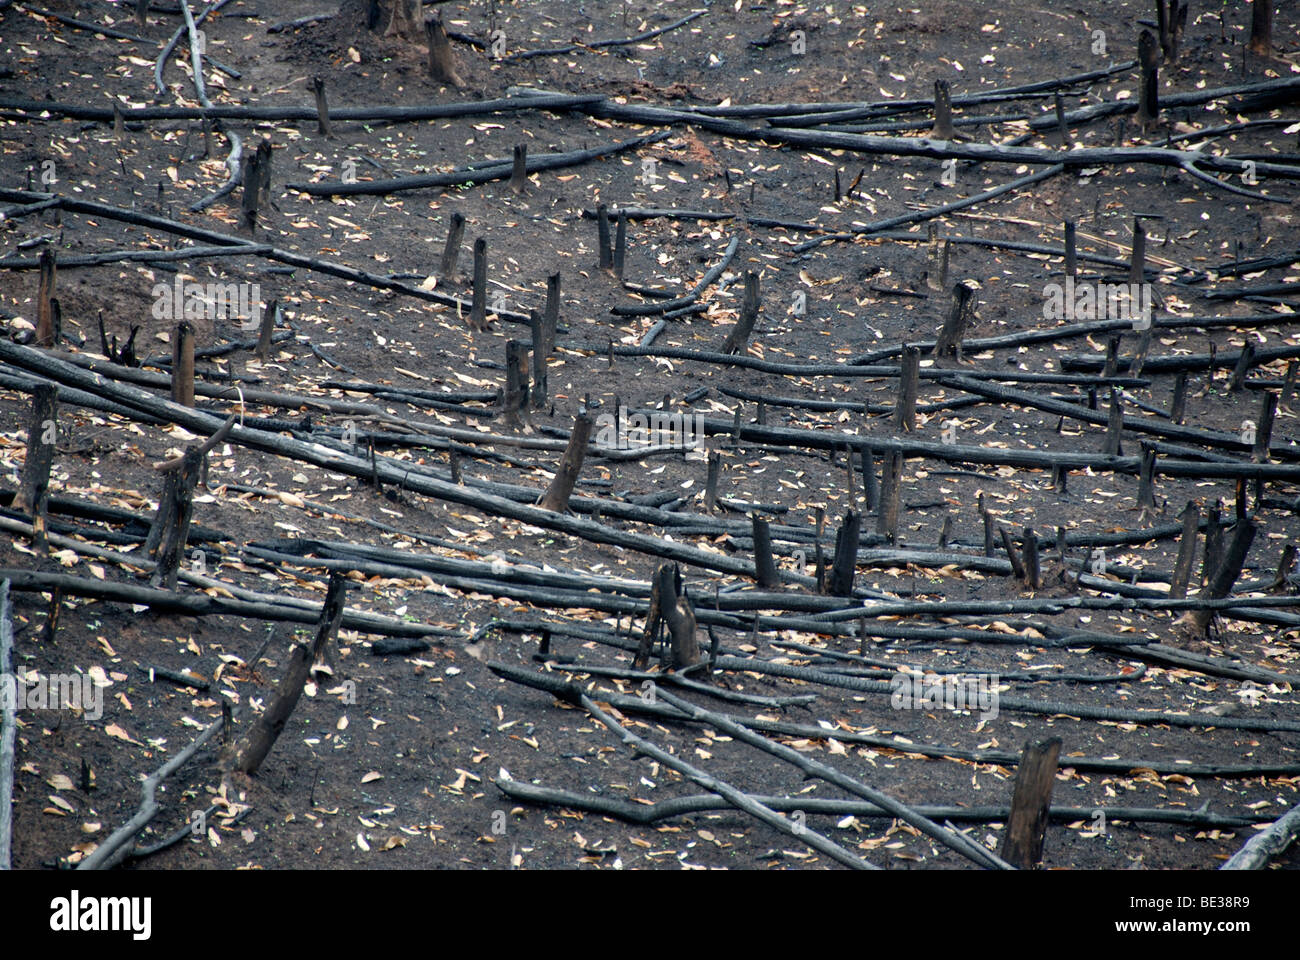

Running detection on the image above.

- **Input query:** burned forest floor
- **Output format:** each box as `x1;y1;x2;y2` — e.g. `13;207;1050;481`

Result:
0;0;1299;872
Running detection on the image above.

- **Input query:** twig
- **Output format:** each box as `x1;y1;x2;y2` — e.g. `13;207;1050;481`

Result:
611;236;738;316
502;9;708;61
793;164;1066;251
152;414;236;470
288;133;668;197
76;712;227;869
24;6;150;42
266;12;333;33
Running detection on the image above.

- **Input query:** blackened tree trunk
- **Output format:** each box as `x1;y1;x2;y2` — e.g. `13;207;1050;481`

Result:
1250;0;1273;57
537;413;592;512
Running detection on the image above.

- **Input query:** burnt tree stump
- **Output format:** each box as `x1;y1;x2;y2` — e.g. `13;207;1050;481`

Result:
469;237;489;331
613;212;627;280
1249;0;1273;58
1169;500;1200;599
596;203;613;272
509;143;528;195
171;321;195;407
829;510;861;596
310;76;332;137
895;344;920;432
425;14;465;87
1137;29;1160;130
1000;737;1062;869
543;272;561;354
876;450;903;543
502;339;529;426
35;250;56;348
254;298;278;362
16;385;57;554
529;310;548;410
931;79;955;140
721;271;760;355
438;211;466;281
751;514;780;590
1180;518;1257;639
537;412;592;512
934;281;974;361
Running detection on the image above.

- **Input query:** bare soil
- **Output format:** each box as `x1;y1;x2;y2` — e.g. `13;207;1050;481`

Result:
0;0;1298;871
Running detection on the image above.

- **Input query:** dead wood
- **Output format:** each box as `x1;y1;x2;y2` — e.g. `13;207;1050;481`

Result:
537;412;592;512
226;573;347;775
34;249;55;348
649;686;1011;870
498;780;1261;830
1000;737;1062;869
76;702;228;870
501;9;708;61
1176;518;1257;639
0;581;14;869
1222;796;1300;870
288;131;666;197
14;385;56;547
719;271;759;355
1249;0;1274;58
384;0;422;41
425;13;464;87
487;663;877;870
612;237;739;317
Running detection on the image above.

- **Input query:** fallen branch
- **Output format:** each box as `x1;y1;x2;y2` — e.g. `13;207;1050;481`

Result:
0;93;606;125
651;686;1012;869
0;242;274;270
793;164;1066;251
488;662;877;870
1221;798;1300;870
497;780;1259;829
154;0;238;98
611;236;740;316
941;374;1299;461
266;12;333;33
287;133;668;197
0;566;457;641
0;342;824;584
851;313;1293;366
76;711;227;870
486;631;1300;777
0;581;14;870
604;346;1146;385
1060;342;1300;375
705;656;1300;734
640;407;1300;481
23;6;151;42
189;123;242;213
0;189;535;324
502;9;707;61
